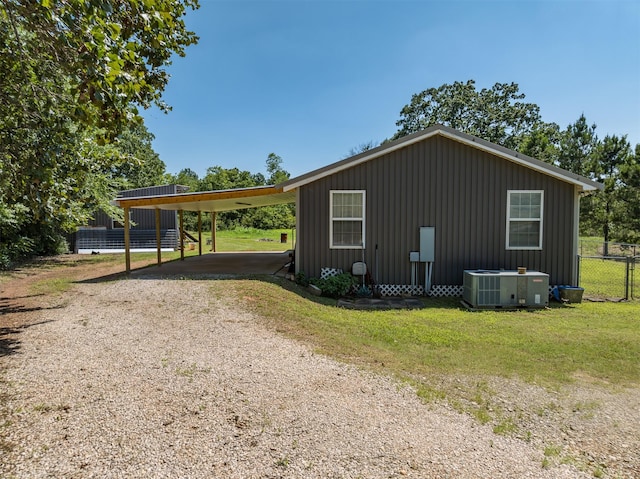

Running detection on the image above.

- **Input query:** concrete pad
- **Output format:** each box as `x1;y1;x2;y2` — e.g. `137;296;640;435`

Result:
130;251;293;277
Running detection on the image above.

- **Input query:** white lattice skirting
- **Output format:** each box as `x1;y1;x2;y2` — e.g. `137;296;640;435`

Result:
377;284;463;297
320;267;343;279
427;285;464;297
376;284;556;298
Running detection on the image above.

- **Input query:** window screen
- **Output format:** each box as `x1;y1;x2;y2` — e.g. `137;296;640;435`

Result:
506;191;543;249
330;190;365;248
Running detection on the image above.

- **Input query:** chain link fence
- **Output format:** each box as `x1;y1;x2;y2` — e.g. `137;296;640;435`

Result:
578;240;638;300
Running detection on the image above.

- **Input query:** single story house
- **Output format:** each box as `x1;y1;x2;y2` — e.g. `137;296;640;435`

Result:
113;125;602;296
279;125;602;296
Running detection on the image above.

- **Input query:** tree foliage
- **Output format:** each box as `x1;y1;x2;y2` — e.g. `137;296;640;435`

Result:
579;132;638;245
616;145;640;243
345;140;379;158
533;114;640;246
557;114;598;177
112;123;167;189
0;0;198;267
393;80;543;150
165;153;295;232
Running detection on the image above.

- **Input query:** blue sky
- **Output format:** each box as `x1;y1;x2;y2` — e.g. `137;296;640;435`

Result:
142;0;640;180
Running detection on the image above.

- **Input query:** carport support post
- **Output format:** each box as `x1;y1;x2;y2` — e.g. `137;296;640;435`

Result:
124;207;131;273
197;211;202;256
179;209;184;261
155;208;162;267
211;211;217;252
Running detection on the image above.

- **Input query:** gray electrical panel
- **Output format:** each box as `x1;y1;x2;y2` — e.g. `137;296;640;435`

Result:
419;227;435;262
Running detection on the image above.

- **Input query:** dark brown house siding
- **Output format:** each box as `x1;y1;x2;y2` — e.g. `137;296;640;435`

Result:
76;185;184;252
88;185;182;230
296;135;577;287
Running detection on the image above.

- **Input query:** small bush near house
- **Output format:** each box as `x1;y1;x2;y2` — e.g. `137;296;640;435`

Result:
309;273;357;298
294;271;310;287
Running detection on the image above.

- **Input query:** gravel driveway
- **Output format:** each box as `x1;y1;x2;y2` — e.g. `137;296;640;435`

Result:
0;277;615;478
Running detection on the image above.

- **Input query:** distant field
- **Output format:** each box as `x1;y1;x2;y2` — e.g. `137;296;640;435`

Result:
190;227;295;252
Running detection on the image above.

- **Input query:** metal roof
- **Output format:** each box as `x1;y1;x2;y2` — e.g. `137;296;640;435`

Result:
279;125;603;193
113;185;296;212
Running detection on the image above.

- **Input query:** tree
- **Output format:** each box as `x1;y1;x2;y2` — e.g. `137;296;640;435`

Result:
253;153;294;229
557;117;640;248
616;144;640;243
1;0;199;134
345;141;379;158
171;168;200;191
585;135;635;248
0;0;199;267
191;166;264;230
111;123;167;189
518;122;561;164
266;153;289;185
557;114;598;177
193;155;294;231
393;80;542;150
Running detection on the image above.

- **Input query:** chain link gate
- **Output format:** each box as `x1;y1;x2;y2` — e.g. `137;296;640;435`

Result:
578;255;637;300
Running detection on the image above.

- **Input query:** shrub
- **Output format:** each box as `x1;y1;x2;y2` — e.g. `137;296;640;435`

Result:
295;271;310;287
310;273;356;298
0;236;35;270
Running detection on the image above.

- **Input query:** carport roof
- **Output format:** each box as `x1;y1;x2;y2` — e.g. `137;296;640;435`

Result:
113;185;295;212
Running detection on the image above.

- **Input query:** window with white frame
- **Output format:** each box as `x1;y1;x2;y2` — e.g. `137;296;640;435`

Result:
506;190;544;249
330;190;365;248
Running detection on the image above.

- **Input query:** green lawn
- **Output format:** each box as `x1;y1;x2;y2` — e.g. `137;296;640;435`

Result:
231;278;640;390
579;256;631;299
190;227;295;252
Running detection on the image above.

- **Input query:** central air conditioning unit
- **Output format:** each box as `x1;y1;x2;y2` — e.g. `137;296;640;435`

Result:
462;270;549;309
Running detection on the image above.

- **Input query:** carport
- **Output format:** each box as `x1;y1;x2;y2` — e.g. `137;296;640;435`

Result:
113;185;296;273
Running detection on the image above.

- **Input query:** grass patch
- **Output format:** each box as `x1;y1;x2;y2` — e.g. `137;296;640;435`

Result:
579;256;629;299
195;227;294;252
493;417;518;435
29;278;73;295
232;279;640;389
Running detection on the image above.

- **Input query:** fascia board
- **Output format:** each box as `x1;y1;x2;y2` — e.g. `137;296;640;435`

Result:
281;129;440;192
282;127;603;193
437;130;603;192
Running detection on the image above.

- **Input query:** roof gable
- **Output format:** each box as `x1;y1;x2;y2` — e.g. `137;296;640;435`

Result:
280;125;603;193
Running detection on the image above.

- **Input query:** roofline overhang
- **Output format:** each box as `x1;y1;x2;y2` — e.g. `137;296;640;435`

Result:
113;185;287;209
279;125;603;193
